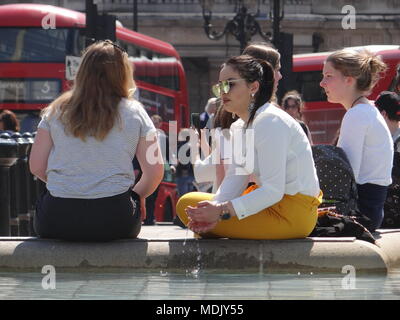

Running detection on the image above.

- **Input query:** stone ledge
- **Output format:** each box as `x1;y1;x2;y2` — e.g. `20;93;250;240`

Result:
1;229;399;274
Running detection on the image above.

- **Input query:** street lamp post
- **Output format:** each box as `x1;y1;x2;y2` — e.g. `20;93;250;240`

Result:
133;0;138;31
200;0;284;52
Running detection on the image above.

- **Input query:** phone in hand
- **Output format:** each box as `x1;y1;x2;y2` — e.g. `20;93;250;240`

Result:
191;113;201;130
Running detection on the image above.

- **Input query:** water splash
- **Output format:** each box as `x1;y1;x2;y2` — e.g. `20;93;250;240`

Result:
258;243;264;275
183;228;189;247
184;238;202;279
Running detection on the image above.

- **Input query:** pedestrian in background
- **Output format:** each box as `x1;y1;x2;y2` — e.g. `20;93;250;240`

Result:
20;111;41;133
174;128;195;197
0;109;20;133
281;90;313;144
193;105;236;193
143;114;169;225
199;97;218;129
320;48;393;231
394;64;400;95
375;91;400;149
29;40;164;241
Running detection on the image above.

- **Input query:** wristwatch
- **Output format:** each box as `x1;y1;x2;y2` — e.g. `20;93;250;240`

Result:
219;203;231;220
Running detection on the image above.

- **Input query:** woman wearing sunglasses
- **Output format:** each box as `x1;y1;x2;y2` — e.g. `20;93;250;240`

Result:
176;55;321;239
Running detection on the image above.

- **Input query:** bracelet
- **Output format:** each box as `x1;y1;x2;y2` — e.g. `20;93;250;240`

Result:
219;203;231;220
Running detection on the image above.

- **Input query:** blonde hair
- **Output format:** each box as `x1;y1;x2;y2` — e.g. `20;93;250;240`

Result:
43;40;136;141
326;48;387;93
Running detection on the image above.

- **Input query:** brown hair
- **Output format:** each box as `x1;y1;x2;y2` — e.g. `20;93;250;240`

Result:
243;43;280;70
0;109;20;132
213;104;236;130
243;43;280;101
224;55;275;127
43;40;135;141
281;90;304;112
326;49;387;93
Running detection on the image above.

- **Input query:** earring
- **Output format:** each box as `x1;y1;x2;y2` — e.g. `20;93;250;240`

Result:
232;112;236;119
248;93;255;113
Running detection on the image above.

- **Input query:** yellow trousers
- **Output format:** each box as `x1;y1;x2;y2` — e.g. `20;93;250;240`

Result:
176;185;322;240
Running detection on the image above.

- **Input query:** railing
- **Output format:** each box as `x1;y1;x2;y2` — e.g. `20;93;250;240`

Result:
0;132;41;237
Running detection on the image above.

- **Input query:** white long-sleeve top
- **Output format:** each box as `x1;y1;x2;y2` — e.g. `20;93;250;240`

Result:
213;103;320;220
193;128;232;193
337;103;393;186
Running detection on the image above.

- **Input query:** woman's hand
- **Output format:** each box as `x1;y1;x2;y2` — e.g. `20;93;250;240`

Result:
188;220;218;234
132;190;147;221
185;201;220;233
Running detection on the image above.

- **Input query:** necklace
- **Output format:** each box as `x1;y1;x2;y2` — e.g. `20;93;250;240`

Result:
350;95;365;108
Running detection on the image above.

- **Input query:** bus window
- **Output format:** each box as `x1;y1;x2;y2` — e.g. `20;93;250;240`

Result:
132;57;180;91
117;39;180;91
137;88;175;123
0;79;61;103
292;71;326;102
0;28;84;62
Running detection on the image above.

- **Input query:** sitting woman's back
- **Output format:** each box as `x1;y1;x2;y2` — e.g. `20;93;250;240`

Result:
41;98;154;199
30;40;164;241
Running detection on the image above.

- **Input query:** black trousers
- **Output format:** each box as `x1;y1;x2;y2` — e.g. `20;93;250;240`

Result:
34;189;141;241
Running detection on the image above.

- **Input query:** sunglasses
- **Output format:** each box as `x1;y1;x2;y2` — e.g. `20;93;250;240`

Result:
212;79;246;98
87;38;127;53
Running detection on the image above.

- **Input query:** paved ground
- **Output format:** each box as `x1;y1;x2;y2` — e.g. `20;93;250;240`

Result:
138;223;193;240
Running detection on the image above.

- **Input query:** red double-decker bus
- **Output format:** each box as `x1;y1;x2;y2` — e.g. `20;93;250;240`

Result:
0;3;190;223
292;45;400;144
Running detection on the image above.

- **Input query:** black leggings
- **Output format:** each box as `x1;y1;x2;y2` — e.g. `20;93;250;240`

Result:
34;189;141;241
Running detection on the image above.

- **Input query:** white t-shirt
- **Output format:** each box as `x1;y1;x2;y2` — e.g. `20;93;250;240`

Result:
337;103;393;186
38;98;156;198
213;103;320;220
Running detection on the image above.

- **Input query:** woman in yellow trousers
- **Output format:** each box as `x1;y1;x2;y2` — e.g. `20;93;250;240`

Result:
177;55;322;240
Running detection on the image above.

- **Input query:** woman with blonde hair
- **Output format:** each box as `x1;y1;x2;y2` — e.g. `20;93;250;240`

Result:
29;40;164;241
320;48;393;231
